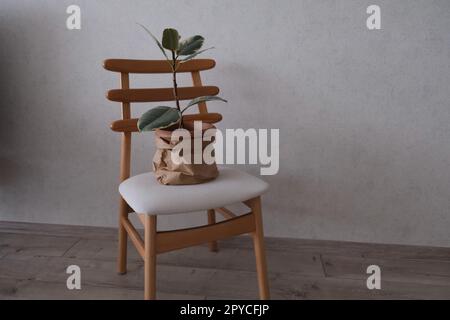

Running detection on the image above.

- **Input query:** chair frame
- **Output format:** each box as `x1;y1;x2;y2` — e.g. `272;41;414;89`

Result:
103;58;270;300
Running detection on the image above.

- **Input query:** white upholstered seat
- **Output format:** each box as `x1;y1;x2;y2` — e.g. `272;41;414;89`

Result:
119;167;269;215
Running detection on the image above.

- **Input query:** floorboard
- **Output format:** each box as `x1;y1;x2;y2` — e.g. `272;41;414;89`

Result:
0;221;449;300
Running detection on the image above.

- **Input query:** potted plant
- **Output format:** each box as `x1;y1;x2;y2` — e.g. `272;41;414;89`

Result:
137;26;227;185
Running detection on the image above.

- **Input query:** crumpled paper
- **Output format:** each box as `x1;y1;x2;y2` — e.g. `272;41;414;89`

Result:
152;125;219;185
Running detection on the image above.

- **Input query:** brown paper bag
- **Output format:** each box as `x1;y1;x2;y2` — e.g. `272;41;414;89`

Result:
152;122;219;185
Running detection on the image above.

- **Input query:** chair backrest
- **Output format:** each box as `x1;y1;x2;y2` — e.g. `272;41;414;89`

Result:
103;58;220;182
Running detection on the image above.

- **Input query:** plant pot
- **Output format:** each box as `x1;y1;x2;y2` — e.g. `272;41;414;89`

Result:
152;121;219;185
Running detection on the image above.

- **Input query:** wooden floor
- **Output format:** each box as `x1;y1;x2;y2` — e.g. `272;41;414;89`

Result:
0;221;449;300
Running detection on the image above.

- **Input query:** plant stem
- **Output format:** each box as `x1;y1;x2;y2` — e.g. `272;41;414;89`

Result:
171;51;183;128
172;51;181;112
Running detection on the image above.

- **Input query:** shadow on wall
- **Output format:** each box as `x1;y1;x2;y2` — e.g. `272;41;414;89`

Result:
0;6;109;223
0;12;32;194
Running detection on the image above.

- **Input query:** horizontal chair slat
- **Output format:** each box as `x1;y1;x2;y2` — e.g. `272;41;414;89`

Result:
110;113;223;132
103;59;216;73
156;213;255;254
183;113;223;124
111;119;138;133
107;86;219;103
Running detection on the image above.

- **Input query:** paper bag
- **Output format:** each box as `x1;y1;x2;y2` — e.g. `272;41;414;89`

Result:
152;123;219;185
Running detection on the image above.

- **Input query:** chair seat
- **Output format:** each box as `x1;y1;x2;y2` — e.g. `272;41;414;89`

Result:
119;167;269;215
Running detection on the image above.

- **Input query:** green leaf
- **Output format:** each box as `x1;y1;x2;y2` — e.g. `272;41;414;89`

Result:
179;47;214;62
162;28;179;51
138;106;181;131
137;23;170;61
178;35;204;56
182;96;227;113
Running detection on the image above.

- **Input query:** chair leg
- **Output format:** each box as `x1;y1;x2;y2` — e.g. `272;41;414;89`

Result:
117;199;128;274
249;197;270;300
207;209;219;252
144;215;157;300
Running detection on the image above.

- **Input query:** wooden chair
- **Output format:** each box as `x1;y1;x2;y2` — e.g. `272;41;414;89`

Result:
103;58;270;300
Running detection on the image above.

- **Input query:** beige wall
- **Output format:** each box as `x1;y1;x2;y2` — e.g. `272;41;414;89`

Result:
1;0;449;247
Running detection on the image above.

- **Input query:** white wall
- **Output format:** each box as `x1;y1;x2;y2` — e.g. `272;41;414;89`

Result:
1;0;449;247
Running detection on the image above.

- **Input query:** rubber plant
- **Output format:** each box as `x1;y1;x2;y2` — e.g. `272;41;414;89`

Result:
137;26;227;131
